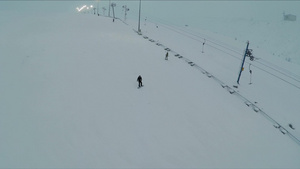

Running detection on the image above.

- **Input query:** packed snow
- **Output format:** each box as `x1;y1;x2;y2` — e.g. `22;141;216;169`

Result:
0;3;300;168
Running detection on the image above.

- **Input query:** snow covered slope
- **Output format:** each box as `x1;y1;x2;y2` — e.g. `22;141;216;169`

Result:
139;17;300;140
119;1;300;65
0;12;300;168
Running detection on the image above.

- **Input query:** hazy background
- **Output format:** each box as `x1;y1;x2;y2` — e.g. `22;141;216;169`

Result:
1;0;300;64
1;1;299;21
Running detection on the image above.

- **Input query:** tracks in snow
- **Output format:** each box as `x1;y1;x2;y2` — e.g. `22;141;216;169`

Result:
135;29;300;147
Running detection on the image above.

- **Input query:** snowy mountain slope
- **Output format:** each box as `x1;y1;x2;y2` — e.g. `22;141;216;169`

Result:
136;18;300;141
0;12;300;168
118;0;300;66
184;17;300;65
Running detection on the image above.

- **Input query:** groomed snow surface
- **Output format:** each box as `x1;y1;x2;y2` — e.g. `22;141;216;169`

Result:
1;12;300;168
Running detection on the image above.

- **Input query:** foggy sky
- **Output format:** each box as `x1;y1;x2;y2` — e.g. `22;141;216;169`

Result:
1;1;299;33
1;1;299;20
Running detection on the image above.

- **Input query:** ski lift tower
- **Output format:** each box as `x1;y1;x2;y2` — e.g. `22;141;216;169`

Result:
237;41;252;84
138;0;142;32
97;0;99;15
108;0;111;17
111;3;116;19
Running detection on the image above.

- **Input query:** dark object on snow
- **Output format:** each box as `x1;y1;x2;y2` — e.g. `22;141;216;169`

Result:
137;75;143;88
289;124;295;130
165;52;169;60
283;13;296;21
249;64;253;85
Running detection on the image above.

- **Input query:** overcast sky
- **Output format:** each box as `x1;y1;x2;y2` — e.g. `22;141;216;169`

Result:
1;1;299;16
1;1;299;28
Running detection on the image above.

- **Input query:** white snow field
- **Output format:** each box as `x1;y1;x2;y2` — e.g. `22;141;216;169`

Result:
1;11;300;168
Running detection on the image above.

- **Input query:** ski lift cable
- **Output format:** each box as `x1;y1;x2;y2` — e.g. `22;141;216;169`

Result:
128;9;300;83
146;16;244;56
148;20;243;61
139;32;300;145
146;17;243;55
144;16;246;61
174;25;244;56
154;22;300;90
163;42;300;146
258;58;300;81
131;11;242;58
132;13;300;89
250;63;300;90
255;60;300;83
145;15;300;82
147;19;300;88
190;57;300;146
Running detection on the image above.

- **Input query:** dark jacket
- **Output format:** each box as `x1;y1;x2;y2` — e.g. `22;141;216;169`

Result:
137;76;142;82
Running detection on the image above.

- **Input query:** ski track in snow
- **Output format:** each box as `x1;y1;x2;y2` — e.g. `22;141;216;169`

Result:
133;20;300;147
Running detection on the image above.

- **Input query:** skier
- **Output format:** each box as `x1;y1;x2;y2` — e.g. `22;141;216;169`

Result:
165;52;169;60
137;75;143;88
